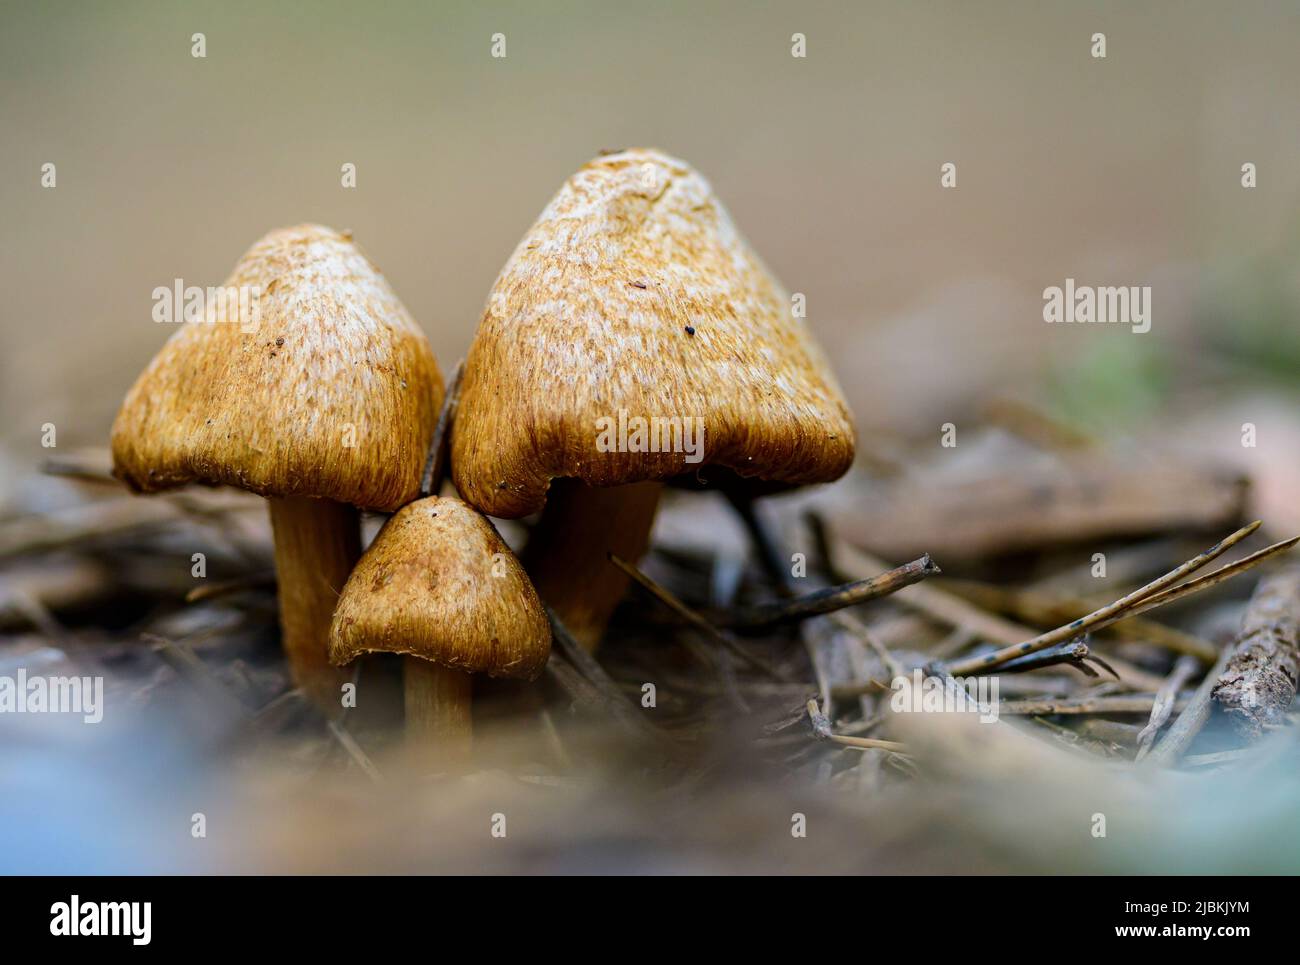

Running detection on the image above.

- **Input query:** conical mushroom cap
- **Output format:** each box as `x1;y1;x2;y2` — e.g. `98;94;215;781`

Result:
328;497;551;679
451;148;855;518
111;224;443;512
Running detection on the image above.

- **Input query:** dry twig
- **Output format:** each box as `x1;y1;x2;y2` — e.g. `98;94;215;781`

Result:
609;553;787;680
419;359;464;498
806;700;906;753
326;721;384;784
718;554;939;629
938;578;1218;663
944;521;1269;676
1135;656;1200;760
998;693;1189;716
1145;646;1232;768
547;609;679;749
817;518;1165;690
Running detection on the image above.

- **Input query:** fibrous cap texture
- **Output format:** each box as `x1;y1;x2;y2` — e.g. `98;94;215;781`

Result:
112;224;443;512
328;497;551;679
451;148;856;518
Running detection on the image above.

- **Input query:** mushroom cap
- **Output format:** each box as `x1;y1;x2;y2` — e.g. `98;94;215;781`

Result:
111;224;443;512
450;148;855;519
328;497;551;680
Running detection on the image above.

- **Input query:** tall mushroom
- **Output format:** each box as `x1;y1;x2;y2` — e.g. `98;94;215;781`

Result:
328;496;550;761
452;148;855;649
112;224;442;709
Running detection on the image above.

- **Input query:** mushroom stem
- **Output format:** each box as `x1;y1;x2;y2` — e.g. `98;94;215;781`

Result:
524;479;662;651
403;657;472;761
267;495;359;712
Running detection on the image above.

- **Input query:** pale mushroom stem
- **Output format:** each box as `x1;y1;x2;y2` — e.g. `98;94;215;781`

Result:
267;495;359;712
404;657;472;762
524;479;662;651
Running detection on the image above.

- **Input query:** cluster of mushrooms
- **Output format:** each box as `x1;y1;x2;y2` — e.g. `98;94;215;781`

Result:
109;148;857;762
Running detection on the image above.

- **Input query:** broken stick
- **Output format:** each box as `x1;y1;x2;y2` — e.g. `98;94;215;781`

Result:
1211;566;1300;738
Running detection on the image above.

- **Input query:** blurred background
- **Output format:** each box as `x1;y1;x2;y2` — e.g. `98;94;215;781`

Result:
2;0;1299;874
3;0;1299;471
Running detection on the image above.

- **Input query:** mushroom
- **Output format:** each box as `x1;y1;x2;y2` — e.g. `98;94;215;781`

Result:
328;496;550;760
452;148;856;649
112;224;442;709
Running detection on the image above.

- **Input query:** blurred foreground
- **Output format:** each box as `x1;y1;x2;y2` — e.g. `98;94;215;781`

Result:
3;426;1299;874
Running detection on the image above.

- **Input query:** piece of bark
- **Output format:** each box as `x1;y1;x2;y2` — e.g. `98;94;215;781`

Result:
831;463;1247;563
1212;566;1300;738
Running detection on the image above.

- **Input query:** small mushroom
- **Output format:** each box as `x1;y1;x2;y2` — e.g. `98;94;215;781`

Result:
328;497;550;761
452;148;855;649
112;224;443;709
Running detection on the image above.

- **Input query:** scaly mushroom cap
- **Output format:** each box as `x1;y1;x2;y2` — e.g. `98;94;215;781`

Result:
451;148;855;519
328;497;551;679
111;224;442;512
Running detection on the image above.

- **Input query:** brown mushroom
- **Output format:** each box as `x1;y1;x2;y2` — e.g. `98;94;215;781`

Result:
451;148;855;649
112;224;442;709
328;496;550;761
